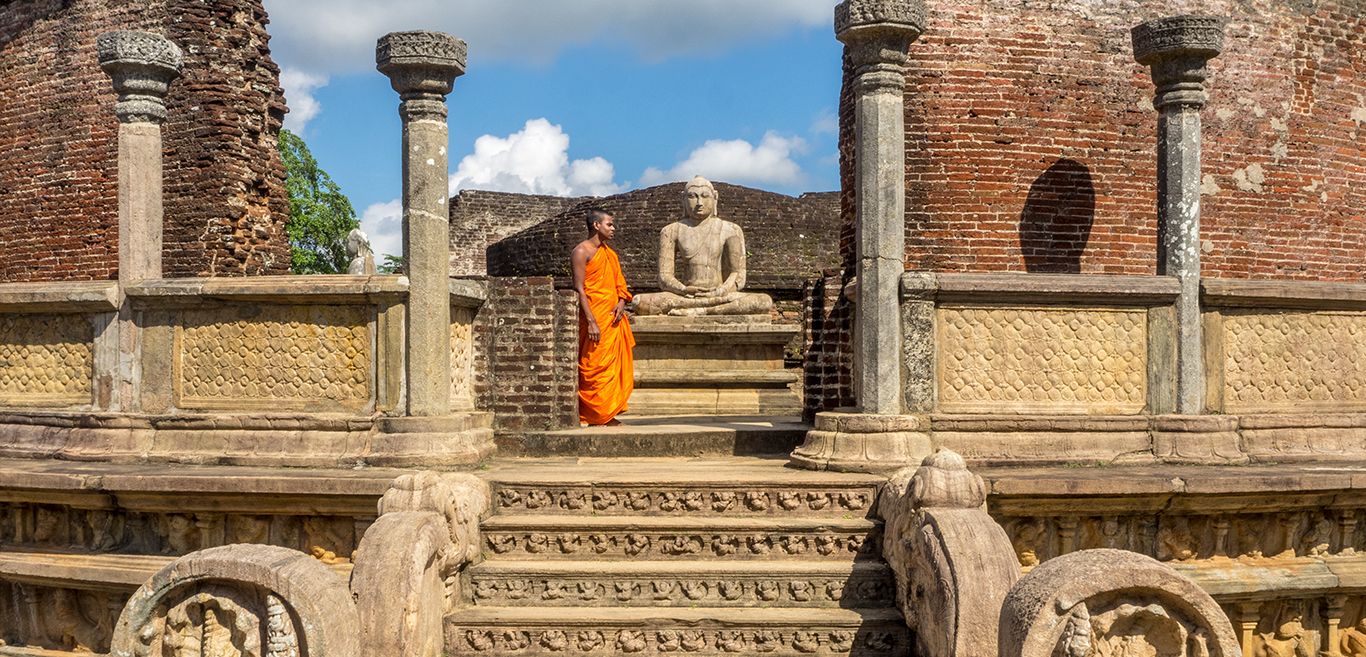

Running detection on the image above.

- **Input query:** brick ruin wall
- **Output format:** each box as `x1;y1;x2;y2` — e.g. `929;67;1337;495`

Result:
802;0;1366;417
886;0;1365;278
473;277;579;433
484;182;842;325
0;0;291;282
449;190;590;277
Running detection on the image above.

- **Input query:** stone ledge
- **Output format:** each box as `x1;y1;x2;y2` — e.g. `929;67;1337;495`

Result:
902;272;1181;305
0;410;494;468
1202;278;1366;309
0;548;352;592
634;370;798;386
0;281;119;313
125;275;409;306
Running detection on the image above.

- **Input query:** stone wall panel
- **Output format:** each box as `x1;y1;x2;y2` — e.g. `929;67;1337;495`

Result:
0;314;93;406
937;307;1147;414
174;305;370;411
1223;310;1366;413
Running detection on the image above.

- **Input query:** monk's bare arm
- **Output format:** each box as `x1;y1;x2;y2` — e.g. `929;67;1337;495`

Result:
571;243;601;342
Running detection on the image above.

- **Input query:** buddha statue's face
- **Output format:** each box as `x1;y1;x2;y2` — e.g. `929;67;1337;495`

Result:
683;183;717;221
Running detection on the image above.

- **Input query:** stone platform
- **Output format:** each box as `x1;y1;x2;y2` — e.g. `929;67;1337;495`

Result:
628;315;800;416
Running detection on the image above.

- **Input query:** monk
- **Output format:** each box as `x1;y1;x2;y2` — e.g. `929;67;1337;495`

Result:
572;208;635;426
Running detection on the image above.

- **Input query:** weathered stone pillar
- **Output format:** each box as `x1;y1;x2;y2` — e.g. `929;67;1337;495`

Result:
1132;16;1226;415
377;31;465;416
98;31;183;411
842;0;924;415
791;0;931;473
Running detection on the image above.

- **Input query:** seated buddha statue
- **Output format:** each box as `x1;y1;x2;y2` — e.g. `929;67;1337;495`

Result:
633;176;773;317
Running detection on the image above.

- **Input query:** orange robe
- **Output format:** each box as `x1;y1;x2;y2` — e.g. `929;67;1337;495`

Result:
579;245;635;424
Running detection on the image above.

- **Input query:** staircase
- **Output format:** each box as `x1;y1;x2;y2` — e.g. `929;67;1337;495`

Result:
453;457;907;656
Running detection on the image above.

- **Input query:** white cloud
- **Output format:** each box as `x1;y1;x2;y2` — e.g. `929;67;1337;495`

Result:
449;119;626;197
359;199;402;260
639;131;808;188
262;0;831;76
810;109;838;135
279;67;329;133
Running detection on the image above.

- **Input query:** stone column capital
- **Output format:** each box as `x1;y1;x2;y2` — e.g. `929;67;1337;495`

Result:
97;31;184;124
376;31;467;121
835;0;926;44
1131;15;1228;110
836;0;926;95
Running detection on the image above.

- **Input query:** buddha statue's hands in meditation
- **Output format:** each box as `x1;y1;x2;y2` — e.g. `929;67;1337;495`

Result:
633;176;773;317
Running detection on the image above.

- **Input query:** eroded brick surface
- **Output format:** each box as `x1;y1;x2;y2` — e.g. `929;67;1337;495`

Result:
0;0;290;282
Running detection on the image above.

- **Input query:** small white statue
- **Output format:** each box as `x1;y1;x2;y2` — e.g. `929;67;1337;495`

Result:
346;229;376;275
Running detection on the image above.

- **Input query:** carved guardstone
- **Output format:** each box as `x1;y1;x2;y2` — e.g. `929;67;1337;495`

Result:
999;549;1241;657
377;31;465;417
111;544;360;657
879;450;1019;657
1131;16;1227;416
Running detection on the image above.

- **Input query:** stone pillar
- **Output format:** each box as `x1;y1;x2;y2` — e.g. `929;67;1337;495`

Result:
791;0;931;473
841;0;924;416
98;31;183;412
377;31;466;416
1132;16;1226;415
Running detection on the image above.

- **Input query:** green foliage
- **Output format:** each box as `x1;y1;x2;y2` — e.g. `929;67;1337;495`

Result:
279;128;359;274
379;254;404;274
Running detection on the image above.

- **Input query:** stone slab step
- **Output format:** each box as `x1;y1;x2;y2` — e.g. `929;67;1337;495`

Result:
467;561;894;608
447;606;908;656
493;416;810;458
0;547;352;592
481;516;881;562
481;457;883;518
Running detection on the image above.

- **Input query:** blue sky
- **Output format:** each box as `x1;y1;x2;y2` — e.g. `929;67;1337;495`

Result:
260;0;845;260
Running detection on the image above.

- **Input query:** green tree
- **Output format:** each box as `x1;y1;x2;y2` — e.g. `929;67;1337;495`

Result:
279;128;359;274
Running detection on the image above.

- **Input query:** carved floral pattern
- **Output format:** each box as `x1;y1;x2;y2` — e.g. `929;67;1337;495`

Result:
455;627;902;654
177;306;370;408
492;486;879;516
0;314;93;402
1223;311;1366;412
938;307;1147;414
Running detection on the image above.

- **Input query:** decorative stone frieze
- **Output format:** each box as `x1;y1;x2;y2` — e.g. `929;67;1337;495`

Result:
96;31;183;125
490;484;876;516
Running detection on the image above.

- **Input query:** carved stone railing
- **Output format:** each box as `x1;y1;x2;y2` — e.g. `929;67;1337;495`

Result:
109;471;490;657
0;275;490;466
798;272;1366;467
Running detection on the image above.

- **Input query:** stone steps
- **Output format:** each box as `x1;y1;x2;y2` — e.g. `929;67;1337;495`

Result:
492;417;811;458
460;456;901;656
480;515;882;562
466;560;895;608
483;456;883;517
445;606;909;657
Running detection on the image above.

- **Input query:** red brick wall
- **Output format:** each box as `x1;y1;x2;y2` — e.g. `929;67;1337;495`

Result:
449;190;590;277
0;0;290;283
474;277;579;433
877;0;1366;279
